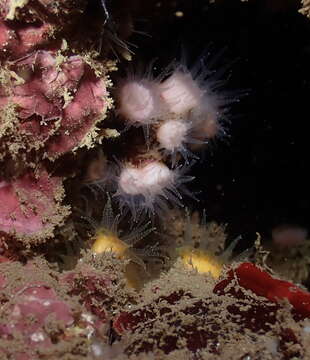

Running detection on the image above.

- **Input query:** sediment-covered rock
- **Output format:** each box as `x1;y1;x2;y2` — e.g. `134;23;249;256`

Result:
0;168;70;243
0;260;108;360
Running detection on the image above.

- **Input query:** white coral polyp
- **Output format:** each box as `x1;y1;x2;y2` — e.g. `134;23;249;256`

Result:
117;80;161;125
141;162;173;190
156;120;188;151
116;161;193;220
119;162;173;196
159;71;204;115
118;167;144;196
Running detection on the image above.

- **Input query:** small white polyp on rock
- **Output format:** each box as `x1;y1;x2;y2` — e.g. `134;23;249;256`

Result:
117;80;159;125
119;162;173;196
116;159;194;219
159;71;203;115
157;120;188;151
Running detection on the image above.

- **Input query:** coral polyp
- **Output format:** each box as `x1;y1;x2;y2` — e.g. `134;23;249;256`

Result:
89;195;157;288
113;51;235;170
157;119;189;151
157;56;238;144
159;69;204;116
116;79;162;126
156;118;203;165
91;196;153;259
115;160;194;220
178;247;223;278
176;210;240;279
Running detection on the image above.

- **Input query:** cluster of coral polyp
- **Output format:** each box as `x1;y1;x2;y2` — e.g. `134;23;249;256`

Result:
107;57;230;220
0;0;112;244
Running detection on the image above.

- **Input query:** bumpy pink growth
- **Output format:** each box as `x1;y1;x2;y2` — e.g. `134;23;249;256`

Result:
0;19;53;58
0;0;86;59
0;262;104;360
46;65;108;158
0;286;74;345
0;50;108;161
0;20;14;51
0;274;73;359
0;169;69;242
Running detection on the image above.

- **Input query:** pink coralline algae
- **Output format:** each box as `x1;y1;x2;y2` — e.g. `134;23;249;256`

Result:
0;169;70;243
0;0;86;59
0;19;53;59
0;50;109;162
0;0;113;245
0;286;74;359
0;262;107;360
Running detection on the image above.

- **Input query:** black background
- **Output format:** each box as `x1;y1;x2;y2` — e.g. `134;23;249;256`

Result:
125;0;310;249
